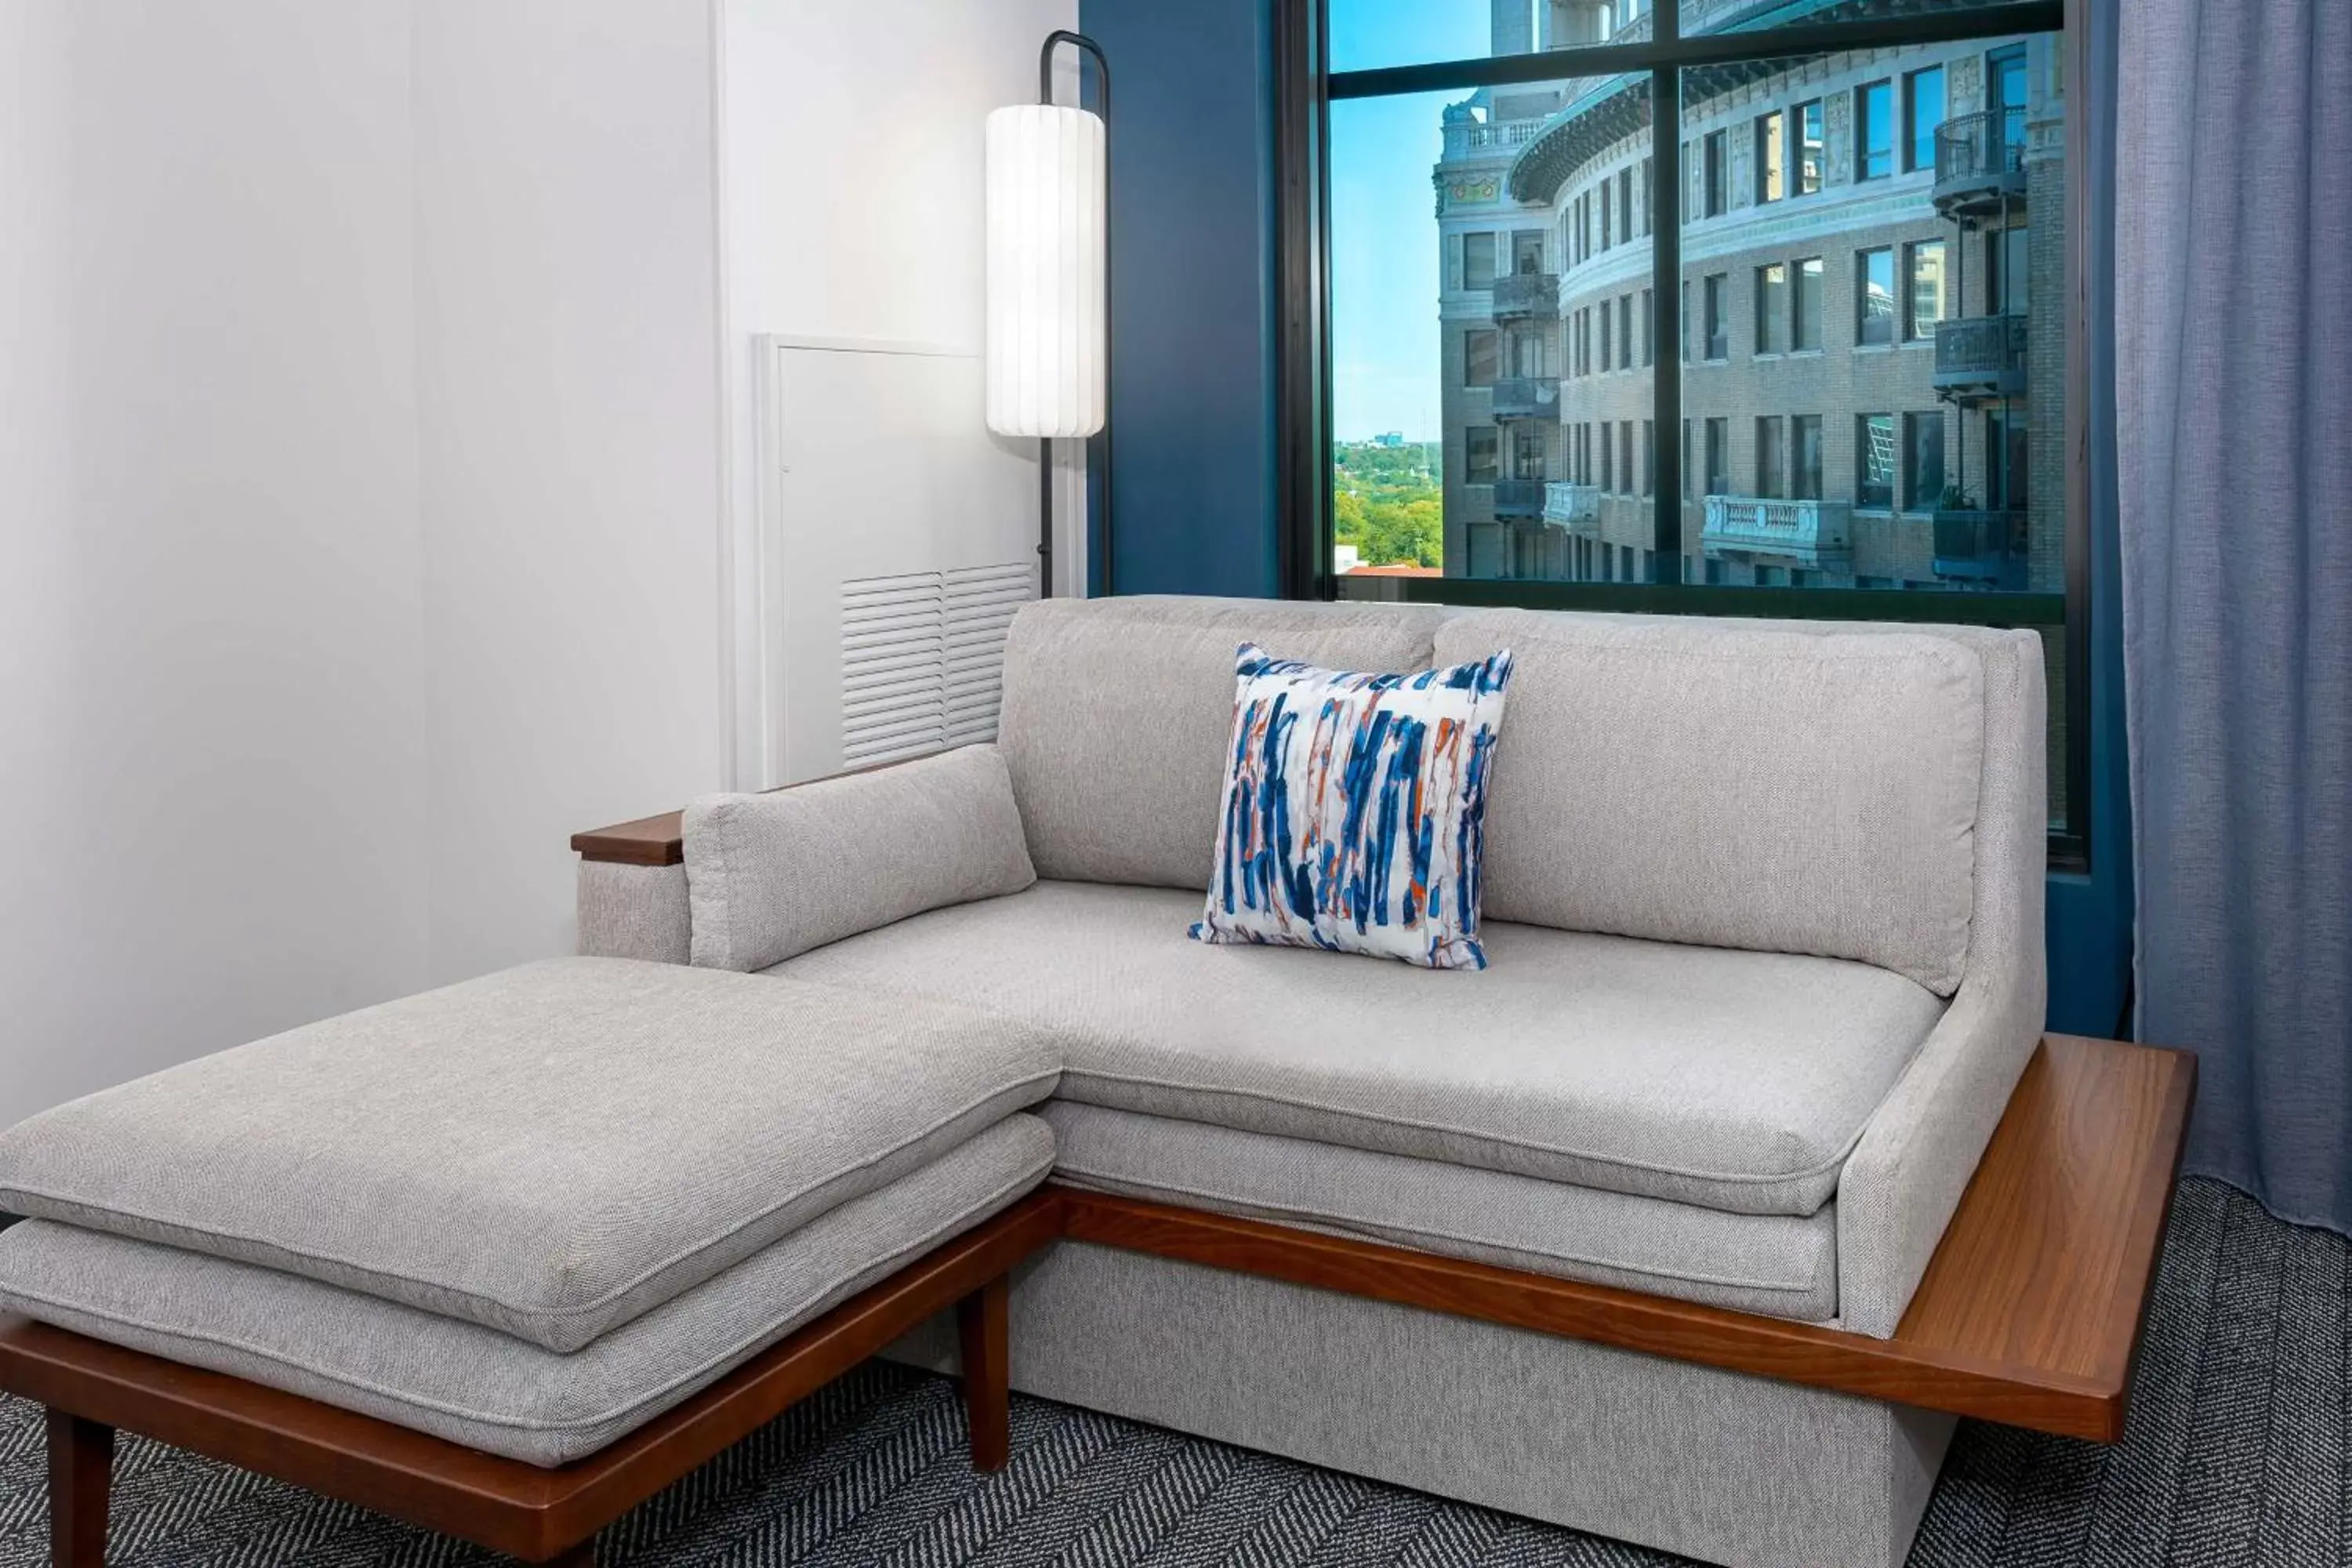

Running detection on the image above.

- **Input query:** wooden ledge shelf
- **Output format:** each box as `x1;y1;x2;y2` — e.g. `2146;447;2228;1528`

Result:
570;810;685;868
1057;1034;2195;1443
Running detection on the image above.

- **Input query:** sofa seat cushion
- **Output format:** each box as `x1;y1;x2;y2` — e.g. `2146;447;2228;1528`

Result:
775;883;1945;1216
1041;1102;1837;1321
0;1116;1054;1467
0;958;1061;1352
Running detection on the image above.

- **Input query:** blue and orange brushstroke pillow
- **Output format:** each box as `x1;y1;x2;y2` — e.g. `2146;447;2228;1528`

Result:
1190;642;1515;970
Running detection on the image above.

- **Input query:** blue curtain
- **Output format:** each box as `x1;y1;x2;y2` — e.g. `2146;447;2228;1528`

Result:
2116;0;2352;1231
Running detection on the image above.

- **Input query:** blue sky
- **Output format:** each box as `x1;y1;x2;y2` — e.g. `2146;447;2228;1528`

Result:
1329;2;1492;442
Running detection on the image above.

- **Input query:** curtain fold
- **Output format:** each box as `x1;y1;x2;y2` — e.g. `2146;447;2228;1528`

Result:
2116;0;2352;1232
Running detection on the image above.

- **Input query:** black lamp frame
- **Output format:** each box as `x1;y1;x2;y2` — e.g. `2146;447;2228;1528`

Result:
1036;30;1111;598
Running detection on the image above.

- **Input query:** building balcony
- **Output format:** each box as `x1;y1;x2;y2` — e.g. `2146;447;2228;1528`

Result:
1700;495;1853;568
1440;116;1544;162
1933;314;2028;404
1488;376;1560;421
1933;110;2028;220
1490;271;1560;321
1933;509;2030;591
1544;481;1600;532
1491;478;1551;519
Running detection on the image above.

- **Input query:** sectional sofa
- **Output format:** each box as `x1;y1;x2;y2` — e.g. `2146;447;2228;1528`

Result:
570;593;2075;1568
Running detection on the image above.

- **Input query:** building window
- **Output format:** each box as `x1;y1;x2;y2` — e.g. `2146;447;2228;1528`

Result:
1619;421;1634;495
1989;44;2029;152
1703;130;1727;216
1599;303;1612;370
1642;419;1655;497
1990;407;2030;510
1795;100;1824;194
1905;412;1946;510
1905;66;1945;174
1465;328;1497;387
1755;263;1788;354
1680;280;1690;362
1641;287;1654;365
1857;81;1893;180
1461;231;1496;290
1857;247;1896;346
1794;256;1824;350
1599;420;1613;491
1989;224;2030;314
1756;416;1785;498
1792;414;1824;499
1905;240;1945;340
1756;111;1784;202
1681;419;1692;499
1467;426;1499;485
1857;413;1896;507
1601;181;1613;249
1618;294;1633;369
1618;167;1634;241
1703;272;1729;360
1704;417;1730;496
1513;230;1546;274
1639;157;1653;234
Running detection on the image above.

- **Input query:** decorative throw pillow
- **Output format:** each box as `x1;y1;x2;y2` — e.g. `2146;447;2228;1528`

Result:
1190;642;1514;970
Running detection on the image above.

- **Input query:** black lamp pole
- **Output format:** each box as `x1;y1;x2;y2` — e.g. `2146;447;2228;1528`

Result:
1037;31;1111;598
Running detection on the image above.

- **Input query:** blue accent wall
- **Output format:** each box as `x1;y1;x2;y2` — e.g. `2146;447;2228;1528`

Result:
1080;0;1281;598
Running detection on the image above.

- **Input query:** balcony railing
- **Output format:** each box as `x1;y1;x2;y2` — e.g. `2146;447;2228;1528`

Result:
1700;495;1853;568
1491;271;1560;321
1933;314;2028;402
1544;481;1600;530
1488;376;1560;421
1933;509;2030;590
1441;117;1544;161
1933;109;2028;218
1492;478;1549;518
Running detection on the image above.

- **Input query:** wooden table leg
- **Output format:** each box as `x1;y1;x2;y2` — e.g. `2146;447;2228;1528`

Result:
47;1409;113;1568
955;1273;1010;1472
540;1541;596;1567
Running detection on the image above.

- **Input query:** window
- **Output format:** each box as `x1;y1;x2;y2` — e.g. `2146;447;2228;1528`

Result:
1756;416;1784;498
1905;412;1946;510
1601;181;1613;249
1989;44;2029;153
1512;230;1546;273
1905;240;1945;339
1600;420;1613;490
1905;66;1945;173
1619;421;1634;495
1989;224;2029;314
1857;413;1896;506
1755;263;1788;354
1639;157;1653;234
1793;256;1824;350
1703;273;1729;360
1857;247;1895;346
1681;419;1691;499
1465;328;1497;387
1618;168;1634;242
1680;280;1690;362
1599;304;1612;369
1857;81;1893;180
1641;287;1654;365
1989;407;2030;510
1703;130;1727;216
1467;426;1499;485
1704;418;1729;496
1461;231;1496;290
1795;99;1824;194
1755;111;1784;202
1642;419;1655;497
1510;328;1544;377
1618;294;1633;370
1791;415;1824;499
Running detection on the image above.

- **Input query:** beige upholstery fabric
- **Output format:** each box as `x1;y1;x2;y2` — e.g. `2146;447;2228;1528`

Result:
0;958;1059;1351
776;881;1944;1215
684;745;1034;974
995;596;1447;889
0;1116;1054;1467
577;860;690;965
1042;1101;1837;1319
1435;610;1984;995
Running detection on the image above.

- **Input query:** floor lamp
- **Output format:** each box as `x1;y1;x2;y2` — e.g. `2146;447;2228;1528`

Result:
985;31;1110;599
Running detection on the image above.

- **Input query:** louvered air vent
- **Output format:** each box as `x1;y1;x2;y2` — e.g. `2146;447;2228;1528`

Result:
839;562;1033;766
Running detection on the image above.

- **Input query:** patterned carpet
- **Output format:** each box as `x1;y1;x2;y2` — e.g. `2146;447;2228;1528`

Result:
1;1178;2343;1566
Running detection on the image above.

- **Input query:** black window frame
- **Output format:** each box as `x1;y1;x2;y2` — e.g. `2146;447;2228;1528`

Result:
1276;0;2089;866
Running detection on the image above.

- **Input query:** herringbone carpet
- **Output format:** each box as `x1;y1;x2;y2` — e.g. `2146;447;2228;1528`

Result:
2;1178;2343;1566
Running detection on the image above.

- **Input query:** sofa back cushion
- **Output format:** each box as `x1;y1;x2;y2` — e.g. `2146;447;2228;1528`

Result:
1434;609;1984;995
998;596;1449;889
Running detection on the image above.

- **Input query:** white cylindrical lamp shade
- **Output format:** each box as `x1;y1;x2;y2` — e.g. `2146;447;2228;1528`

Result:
985;104;1106;439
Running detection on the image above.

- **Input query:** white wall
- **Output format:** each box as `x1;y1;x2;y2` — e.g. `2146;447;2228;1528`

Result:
411;0;729;982
717;0;1080;786
0;2;431;1127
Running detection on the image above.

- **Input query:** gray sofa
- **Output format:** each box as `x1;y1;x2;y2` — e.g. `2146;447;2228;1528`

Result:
579;594;2048;1568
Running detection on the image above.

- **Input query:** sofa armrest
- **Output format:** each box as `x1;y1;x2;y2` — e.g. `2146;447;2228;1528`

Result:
1835;628;2048;1337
